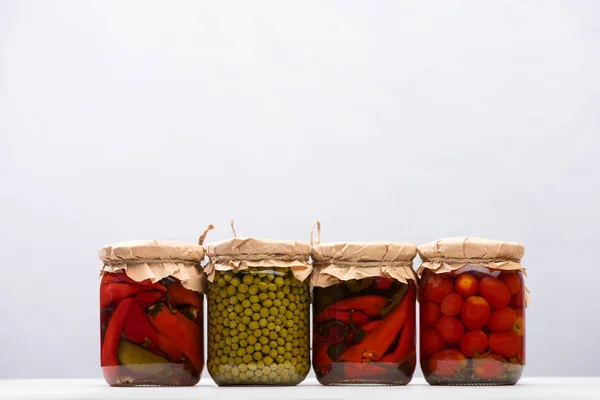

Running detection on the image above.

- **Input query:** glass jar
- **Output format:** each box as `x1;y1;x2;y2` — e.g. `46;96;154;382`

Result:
205;237;312;386
99;240;206;386
310;225;418;385
418;237;526;386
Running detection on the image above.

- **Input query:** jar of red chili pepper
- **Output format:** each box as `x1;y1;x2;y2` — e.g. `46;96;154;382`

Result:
99;234;210;386
204;225;313;386
310;222;418;386
417;237;527;386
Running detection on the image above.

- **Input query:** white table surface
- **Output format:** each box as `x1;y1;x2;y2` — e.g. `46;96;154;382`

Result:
1;377;599;400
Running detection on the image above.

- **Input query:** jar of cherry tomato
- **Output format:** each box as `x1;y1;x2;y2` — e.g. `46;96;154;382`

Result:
417;237;527;385
204;233;312;386
99;239;207;386
310;222;418;385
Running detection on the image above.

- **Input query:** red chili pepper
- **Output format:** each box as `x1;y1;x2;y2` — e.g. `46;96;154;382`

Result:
380;303;415;363
373;278;393;290
168;282;203;309
101;297;135;367
147;304;203;375
359;320;382;333
316;309;370;325
339;285;415;363
326;295;388;316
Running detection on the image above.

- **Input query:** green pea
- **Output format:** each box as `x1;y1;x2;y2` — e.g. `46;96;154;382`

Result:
244;308;253;317
261;344;270;354
268;292;276;300
276;291;285;300
217;277;227;287
239;364;248;372
240;339;248;347
261;328;269;337
255;369;263;378
267;322;275;330
251;303;261;312
248;285;258;295
251;313;260;321
247;335;257;345
243;354;252;363
268;331;277;340
238;283;248;294
247;345;255;354
285;310;294;319
280;329;288;338
243;274;254;285
288;294;296;302
258;272;266;278
249;321;259;330
292;339;299;347
258;282;268;292
292;348;299;356
283;286;290;295
269;349;278;358
276;355;284;363
263;299;273;308
230;321;238;329
284;352;292;360
268;315;275;322
253;352;262;361
285;342;293;351
266;274;275;281
269;307;279;316
253;276;261;285
227;286;236;296
274;277;284;287
237;348;245;357
253;329;262;337
217;303;225;312
259;336;269;345
286;320;294;328
241;316;251;325
259;292;268;301
259;318;268;328
249;295;260;304
231;277;241;287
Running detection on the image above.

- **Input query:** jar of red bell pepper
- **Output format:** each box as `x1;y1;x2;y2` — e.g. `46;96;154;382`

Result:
99;239;208;386
417;237;527;385
310;222;418;385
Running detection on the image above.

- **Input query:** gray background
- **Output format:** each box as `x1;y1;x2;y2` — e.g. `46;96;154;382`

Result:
1;1;599;379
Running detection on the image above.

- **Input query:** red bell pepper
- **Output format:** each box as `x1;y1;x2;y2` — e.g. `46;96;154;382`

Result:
148;303;203;375
168;283;203;309
101;297;135;366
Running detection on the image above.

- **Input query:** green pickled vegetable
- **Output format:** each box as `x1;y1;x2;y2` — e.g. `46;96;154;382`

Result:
207;268;310;386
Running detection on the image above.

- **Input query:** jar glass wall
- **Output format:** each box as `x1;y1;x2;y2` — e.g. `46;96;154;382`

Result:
207;267;311;386
100;272;204;386
313;278;417;385
419;267;525;385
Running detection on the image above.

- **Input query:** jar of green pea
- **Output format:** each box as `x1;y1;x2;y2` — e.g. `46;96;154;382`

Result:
205;236;312;386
